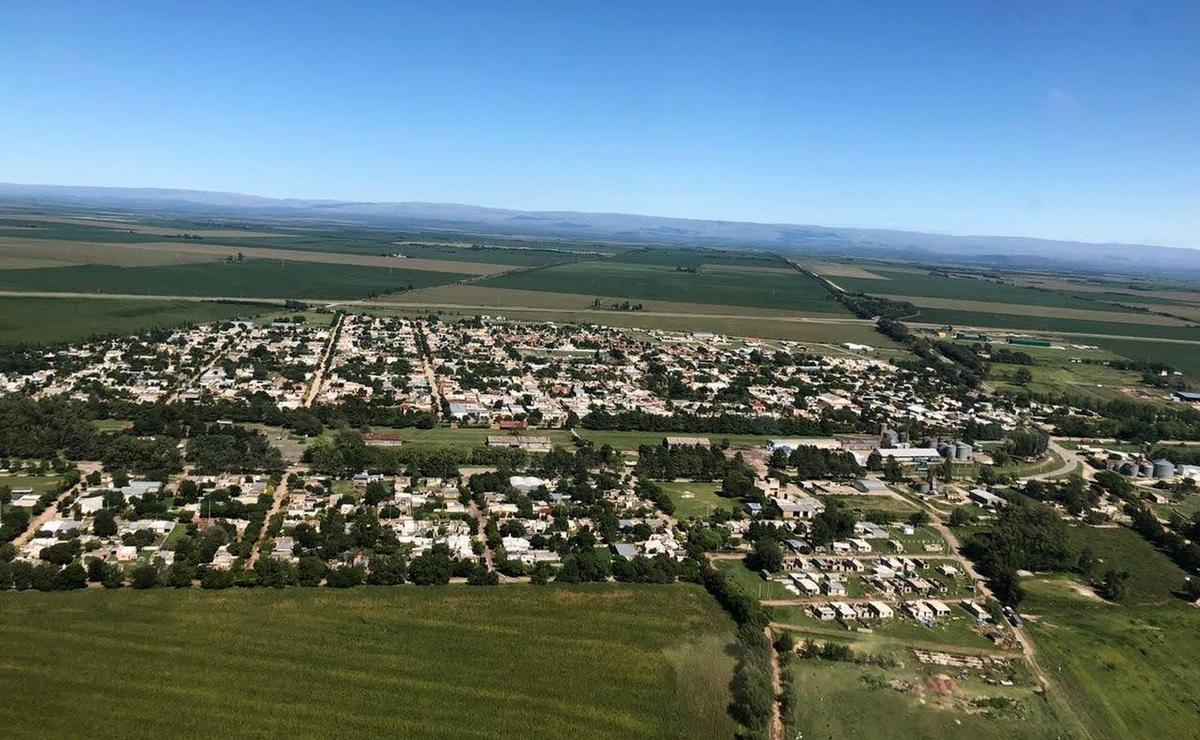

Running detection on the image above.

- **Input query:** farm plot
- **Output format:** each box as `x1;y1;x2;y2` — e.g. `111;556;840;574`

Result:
0;260;471;300
0;584;737;740
479;259;849;313
0;297;265;345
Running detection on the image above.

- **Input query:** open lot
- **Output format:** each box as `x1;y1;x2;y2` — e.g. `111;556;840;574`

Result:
1021;526;1200;740
0;296;266;345
0;584;737;740
658;481;735;520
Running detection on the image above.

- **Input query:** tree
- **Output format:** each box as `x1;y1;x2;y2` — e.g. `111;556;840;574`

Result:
1013;367;1033;386
746;538;783;573
92;509;117;537
326;565;365;588
408;544;452;585
296;556;328;587
907;510;930;526
54;562;88;590
530;561;555;585
810;502;856;547
865;450;883;471
948;507;972;527
130;564;159;589
882;456;904;483
1096;569;1130;602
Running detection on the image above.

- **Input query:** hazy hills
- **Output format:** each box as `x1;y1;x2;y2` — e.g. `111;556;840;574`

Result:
1;182;1196;275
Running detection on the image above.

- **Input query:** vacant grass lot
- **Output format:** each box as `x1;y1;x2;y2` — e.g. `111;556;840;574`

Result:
0;584;737;740
481;259;848;313
659;481;735;519
0;260;470;299
0;297;265;344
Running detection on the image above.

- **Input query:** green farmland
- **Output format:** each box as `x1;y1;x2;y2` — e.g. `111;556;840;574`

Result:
0;260;471;300
481;258;848;313
0;296;266;345
0;584;737;740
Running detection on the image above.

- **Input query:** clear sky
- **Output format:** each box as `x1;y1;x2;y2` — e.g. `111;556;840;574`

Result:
1;1;1197;247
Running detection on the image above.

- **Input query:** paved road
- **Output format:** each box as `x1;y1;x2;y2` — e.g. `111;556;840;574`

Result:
11;461;102;548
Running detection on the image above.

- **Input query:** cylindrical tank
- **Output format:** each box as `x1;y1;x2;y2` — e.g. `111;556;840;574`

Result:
955;442;973;461
1119;461;1137;476
937;442;953;458
1152;459;1176;479
1138;461;1154;477
917;481;931;494
881;428;899;446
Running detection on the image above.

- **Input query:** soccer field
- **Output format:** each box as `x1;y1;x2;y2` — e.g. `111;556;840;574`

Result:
0;584;737;740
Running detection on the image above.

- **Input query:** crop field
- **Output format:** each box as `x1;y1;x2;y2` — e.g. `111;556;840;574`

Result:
1021;526;1200;740
0;296;266;345
479;258;849;313
913;306;1200;341
0;260;471;300
1091;337;1200;378
0;584;737;740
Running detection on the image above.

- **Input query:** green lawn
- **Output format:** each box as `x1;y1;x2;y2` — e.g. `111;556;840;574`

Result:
0;297;267;345
0;474;62;494
575;429;770;451
659;481;735;519
0;260;470;300
363;426;575;452
0;584;737;740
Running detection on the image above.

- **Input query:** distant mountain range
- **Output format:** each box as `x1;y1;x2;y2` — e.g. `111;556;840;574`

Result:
1;182;1196;275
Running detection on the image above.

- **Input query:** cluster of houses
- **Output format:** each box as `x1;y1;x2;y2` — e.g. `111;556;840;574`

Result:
2;318;330;408
315;314;434;413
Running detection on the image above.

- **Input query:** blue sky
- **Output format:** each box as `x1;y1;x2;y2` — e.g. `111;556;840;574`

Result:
1;1;1197;247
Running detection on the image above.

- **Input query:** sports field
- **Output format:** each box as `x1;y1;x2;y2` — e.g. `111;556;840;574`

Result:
0;584;737;739
0;296;265;344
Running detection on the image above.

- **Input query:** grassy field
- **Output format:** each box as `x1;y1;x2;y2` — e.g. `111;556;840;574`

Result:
913;306;1200;341
659;481;735;519
0;260;470;300
1019;526;1200;740
0;296;266;344
575;429;770;451
0;474;62;494
480;258;849;313
0;584;737;740
784;654;1066;740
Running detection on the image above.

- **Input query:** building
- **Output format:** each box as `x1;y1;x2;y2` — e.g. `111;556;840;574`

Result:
664;436;710;448
486;435;552;452
1174;390;1200;403
774;495;824;520
769;438;841;453
875;447;942;463
969;489;1007;509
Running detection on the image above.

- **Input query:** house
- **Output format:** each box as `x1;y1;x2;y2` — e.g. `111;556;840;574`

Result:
961;600;989;620
831;602;857;620
926;599;952;617
664;436;710;448
486;435;552;452
272;537;295;559
774;495;824;520
810;603;837;621
866;601;894;619
905;601;934;621
823;579;848;597
613;543;638;559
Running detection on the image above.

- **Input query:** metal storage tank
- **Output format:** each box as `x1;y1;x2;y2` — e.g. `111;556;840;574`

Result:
1138;461;1155;477
1152;459;1176;479
937;442;953;458
917;481;931;494
955;442;973;460
881;428;899;446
